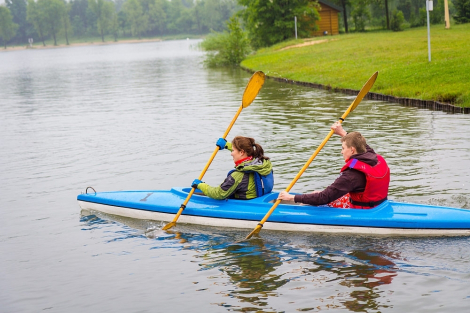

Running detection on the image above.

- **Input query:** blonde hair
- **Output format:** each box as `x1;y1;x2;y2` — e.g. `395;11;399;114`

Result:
341;132;367;154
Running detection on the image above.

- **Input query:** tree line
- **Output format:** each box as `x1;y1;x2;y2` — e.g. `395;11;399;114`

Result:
199;0;469;67
2;0;469;49
331;0;469;32
0;0;240;48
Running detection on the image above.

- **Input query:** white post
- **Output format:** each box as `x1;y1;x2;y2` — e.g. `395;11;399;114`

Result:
426;0;432;62
295;16;297;39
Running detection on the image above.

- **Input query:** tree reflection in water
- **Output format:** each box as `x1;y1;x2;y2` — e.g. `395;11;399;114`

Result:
194;232;399;312
81;212;402;312
198;238;288;310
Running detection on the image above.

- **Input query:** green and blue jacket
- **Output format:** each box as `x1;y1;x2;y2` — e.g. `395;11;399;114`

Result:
198;143;273;200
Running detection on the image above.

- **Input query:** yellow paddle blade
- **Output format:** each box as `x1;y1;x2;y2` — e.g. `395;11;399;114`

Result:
350;71;378;113
242;71;266;108
162;221;176;230
245;224;262;240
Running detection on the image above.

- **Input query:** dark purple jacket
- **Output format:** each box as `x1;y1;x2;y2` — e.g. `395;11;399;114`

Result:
294;145;378;206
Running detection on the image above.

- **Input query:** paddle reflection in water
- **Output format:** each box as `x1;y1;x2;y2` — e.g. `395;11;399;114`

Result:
80;209;470;312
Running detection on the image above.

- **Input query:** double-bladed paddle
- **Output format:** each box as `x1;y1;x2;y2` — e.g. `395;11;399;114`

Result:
245;71;379;240
163;71;266;230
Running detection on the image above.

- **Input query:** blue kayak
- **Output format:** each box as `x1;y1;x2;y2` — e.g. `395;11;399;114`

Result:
77;187;470;236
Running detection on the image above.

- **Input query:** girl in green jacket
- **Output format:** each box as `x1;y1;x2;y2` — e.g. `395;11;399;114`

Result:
192;136;274;200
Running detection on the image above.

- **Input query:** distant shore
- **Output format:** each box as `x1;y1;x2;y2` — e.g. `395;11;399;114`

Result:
1;38;167;52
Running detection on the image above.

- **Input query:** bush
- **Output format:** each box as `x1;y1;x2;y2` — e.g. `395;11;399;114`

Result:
454;0;470;23
391;10;405;31
411;8;428;27
351;0;371;32
199;17;250;67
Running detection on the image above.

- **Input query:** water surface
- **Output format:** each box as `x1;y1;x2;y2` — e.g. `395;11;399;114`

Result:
1;40;469;312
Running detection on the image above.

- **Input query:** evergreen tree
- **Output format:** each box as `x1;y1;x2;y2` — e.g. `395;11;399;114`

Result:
454;0;470;23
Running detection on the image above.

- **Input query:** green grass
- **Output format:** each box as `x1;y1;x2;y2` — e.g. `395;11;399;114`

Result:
241;24;470;107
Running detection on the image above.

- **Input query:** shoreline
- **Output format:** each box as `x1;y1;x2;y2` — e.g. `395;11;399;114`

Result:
241;25;470;112
241;66;470;114
1;38;165;52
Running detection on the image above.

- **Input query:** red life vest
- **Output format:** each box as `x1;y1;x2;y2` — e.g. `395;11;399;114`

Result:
340;154;390;209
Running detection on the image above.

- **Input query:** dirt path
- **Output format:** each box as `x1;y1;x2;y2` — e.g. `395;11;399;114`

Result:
278;39;333;51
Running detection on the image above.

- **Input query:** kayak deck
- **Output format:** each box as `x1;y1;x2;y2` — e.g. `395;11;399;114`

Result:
77;187;470;236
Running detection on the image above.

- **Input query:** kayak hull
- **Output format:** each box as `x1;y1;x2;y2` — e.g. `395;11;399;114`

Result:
77;187;470;236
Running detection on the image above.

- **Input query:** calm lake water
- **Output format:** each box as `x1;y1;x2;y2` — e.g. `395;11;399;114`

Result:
1;40;469;313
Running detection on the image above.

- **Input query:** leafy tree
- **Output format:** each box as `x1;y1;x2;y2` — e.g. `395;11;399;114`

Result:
88;0;114;42
117;10;128;36
40;0;65;45
0;5;18;48
85;3;98;35
430;0;445;24
109;3;119;40
367;0;389;29
123;0;148;37
200;16;250;66
383;0;390;29
337;0;351;32
165;0;193;33
238;0;320;48
200;0;240;32
6;0;34;44
69;0;88;36
193;0;204;32
62;0;71;44
396;0;421;26
27;0;48;45
390;9;405;31
351;0;370;31
115;0;126;11
140;0;166;35
454;0;470;23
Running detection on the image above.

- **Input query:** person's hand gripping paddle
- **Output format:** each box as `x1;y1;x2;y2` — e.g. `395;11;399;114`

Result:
244;71;379;240
163;71;266;230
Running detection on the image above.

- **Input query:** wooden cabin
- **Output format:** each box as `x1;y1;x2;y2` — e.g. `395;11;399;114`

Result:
311;0;342;36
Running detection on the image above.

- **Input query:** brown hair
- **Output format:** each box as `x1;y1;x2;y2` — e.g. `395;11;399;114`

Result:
232;136;270;161
340;132;367;154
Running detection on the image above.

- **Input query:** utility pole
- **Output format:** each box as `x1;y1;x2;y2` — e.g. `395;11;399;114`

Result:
444;0;450;29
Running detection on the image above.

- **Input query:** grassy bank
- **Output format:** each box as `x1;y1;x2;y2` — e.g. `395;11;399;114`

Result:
241;24;470;107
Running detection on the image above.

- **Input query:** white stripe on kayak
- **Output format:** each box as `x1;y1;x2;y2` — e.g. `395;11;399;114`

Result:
78;201;470;236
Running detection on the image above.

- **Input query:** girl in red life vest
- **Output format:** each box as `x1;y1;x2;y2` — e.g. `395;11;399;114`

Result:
278;122;390;209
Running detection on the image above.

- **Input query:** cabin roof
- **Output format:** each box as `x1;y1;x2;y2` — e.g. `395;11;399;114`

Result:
318;0;343;12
